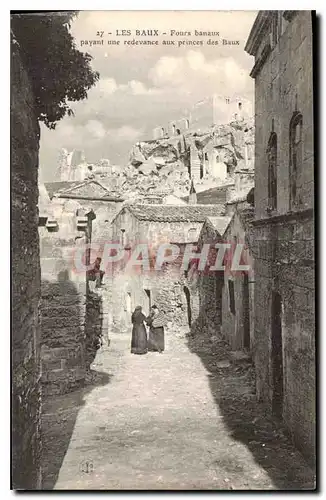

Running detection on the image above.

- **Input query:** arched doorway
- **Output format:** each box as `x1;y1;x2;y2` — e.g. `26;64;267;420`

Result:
271;291;283;417
183;286;192;328
144;289;151;314
126;292;132;315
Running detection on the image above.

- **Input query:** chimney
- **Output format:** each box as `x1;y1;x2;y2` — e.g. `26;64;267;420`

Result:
189;179;197;205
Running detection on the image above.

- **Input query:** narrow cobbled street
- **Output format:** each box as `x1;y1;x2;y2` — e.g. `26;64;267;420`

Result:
41;332;315;490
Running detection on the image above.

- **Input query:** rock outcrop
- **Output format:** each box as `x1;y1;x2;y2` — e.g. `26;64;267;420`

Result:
55;118;254;203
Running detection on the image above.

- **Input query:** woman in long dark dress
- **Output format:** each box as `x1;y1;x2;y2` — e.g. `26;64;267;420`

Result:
146;305;165;353
131;306;148;355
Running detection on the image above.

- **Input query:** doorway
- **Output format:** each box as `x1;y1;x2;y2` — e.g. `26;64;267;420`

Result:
183;286;192;327
243;274;250;350
126;292;132;314
271;291;283;417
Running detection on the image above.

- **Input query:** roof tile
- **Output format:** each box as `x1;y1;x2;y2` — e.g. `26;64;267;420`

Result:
125;204;225;222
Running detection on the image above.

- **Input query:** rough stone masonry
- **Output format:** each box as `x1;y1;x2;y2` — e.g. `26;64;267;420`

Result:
11;35;42;490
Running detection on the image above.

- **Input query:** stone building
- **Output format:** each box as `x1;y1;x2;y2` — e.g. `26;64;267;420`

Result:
153;95;253;138
40;179;124;361
194;216;232;337
43;178;124;245
11;33;42;490
58;149;88;181
109;204;224;332
188;95;253;132
245;11;315;463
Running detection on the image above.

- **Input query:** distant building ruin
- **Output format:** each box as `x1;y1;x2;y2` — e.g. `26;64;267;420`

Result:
152;94;253;139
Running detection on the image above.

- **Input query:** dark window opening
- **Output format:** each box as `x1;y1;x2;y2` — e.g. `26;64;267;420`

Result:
228;279;235;315
289;112;303;209
238;102;242;110
121;229;126;248
272;12;279;46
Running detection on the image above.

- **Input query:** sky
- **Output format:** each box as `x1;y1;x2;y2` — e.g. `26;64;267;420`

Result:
39;10;257;182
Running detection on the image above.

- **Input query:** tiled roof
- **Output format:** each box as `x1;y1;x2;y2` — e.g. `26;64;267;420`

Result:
124;204;224;222
206;216;233;236
181;184;233;205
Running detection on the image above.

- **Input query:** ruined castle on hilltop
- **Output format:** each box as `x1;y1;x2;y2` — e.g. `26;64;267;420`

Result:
153;94;253;139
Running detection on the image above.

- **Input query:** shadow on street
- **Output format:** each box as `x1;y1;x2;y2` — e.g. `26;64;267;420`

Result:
186;333;316;490
41;369;112;490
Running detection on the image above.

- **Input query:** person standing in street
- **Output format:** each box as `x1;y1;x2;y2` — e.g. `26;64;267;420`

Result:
146;305;165;353
131;306;148;355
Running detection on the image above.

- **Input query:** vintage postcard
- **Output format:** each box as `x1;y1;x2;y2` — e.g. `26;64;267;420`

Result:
11;10;316;490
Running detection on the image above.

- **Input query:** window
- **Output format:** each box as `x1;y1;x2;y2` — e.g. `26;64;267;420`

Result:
289;112;303;209
267;132;278;211
121;229;126;247
200;162;204;179
188;228;197;241
228;279;235;315
172;123;176;135
185;119;190;129
271;12;279;47
238;102;242;110
225;97;230;104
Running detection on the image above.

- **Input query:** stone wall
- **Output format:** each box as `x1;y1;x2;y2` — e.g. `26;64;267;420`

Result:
195;220;224;337
254;11;314;220
11;37;42;489
85;288;107;365
253;214;315;463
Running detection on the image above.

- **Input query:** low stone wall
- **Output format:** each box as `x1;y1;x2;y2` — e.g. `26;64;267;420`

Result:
39;228;87;396
40;278;86;396
85;288;106;367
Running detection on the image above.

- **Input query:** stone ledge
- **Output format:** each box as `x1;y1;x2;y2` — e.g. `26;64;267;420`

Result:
252;208;314;226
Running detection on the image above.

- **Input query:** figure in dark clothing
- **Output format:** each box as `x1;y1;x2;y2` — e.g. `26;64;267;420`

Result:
131;306;148;355
146;305;165;353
